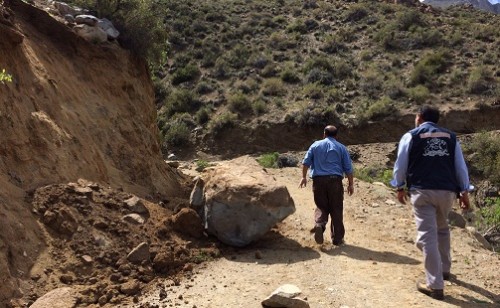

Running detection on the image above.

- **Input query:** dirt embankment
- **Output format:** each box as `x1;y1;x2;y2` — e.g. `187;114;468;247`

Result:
0;0;185;305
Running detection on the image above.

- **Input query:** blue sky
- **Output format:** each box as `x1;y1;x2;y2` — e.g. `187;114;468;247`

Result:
489;0;500;4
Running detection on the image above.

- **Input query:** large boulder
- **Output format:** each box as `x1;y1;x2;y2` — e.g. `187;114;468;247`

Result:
199;156;295;247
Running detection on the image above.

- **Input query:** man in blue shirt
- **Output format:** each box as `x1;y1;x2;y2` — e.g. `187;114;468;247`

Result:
299;125;354;246
391;106;470;300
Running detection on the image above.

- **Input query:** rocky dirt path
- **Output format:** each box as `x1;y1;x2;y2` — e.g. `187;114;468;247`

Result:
140;161;499;308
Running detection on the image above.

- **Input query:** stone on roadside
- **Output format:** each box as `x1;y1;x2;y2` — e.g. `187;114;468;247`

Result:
119;280;141;296
124;196;149;215
466;226;492;250
74;24;108;43
30;287;78;308
97;18;120;40
75;14;99;26
122;213;146;225
448;211;466;228
172;208;204;238
201;156;296;247
262;284;310;308
127;242;150;264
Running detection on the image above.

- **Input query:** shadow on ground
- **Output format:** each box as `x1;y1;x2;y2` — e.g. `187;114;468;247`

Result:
217;229;321;265
445;277;500;307
323;243;421;265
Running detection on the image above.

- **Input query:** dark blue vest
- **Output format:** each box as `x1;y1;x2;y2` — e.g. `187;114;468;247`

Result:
407;123;459;192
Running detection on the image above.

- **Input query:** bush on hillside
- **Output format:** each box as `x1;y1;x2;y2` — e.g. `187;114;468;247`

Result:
171;63;200;85
163;121;190;147
162;89;200;116
407;85;430;104
228;92;251;113
208;112;238;134
410;49;450;86
464;132;500;184
467;66;494;95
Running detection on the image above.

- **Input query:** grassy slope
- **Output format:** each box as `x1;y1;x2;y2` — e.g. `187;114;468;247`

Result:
154;0;499;152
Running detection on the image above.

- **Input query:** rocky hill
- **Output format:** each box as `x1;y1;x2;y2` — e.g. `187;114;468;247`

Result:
153;0;500;159
0;0;186;305
421;0;500;14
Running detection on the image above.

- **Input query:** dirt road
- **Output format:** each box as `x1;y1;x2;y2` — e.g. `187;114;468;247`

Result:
140;163;499;308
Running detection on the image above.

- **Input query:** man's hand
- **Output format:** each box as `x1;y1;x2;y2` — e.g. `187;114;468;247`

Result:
347;184;354;196
397;190;407;204
299;177;307;188
459;191;470;210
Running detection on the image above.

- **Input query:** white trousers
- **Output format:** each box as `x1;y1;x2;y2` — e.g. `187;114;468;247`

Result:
410;189;455;289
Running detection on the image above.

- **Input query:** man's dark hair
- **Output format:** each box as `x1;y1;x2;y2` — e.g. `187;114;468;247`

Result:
419;106;440;124
324;125;338;137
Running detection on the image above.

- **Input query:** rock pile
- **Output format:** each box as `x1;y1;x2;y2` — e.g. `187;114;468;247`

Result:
24;179;219;307
42;0;119;43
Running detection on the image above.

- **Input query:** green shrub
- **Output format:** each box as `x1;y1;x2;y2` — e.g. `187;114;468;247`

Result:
476;198;500;231
195;159;211;172
209;112;238;134
467;66;494;95
163;89;200;116
172;63;200;85
407;85;430;104
280;65;301;83
196;81;215;95
344;4;368;22
286;19;308;34
302;83;324;99
257;152;279;168
252;99;267;115
321;35;346;54
359;96;396;122
227;44;251;69
464;132;500;183
262;78;286;96
195;107;210;124
410;49;450;86
0;68;12;84
355;165;393;186
228;92;251;113
396;10;425;31
164;121;190;147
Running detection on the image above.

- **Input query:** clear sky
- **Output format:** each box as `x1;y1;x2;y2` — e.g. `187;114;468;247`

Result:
489;0;500;4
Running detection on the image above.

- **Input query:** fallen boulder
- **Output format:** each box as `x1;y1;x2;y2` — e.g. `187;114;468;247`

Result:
199;156;295;247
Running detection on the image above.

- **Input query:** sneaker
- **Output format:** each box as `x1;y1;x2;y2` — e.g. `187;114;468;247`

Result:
443;272;450;281
314;226;324;244
416;281;444;300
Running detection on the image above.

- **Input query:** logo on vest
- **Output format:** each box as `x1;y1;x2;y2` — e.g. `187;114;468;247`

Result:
423;138;449;157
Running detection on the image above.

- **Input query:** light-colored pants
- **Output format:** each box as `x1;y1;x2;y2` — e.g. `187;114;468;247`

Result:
410;189;455;289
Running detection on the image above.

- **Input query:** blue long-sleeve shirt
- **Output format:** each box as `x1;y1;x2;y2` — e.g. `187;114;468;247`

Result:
391;123;470;192
302;137;353;178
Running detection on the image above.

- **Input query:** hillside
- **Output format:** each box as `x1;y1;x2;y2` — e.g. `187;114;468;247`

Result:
0;0;185;305
153;0;500;159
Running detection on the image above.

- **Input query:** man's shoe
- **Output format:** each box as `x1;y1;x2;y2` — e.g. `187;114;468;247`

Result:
332;239;344;246
443;272;450;281
314;226;324;244
416;281;444;300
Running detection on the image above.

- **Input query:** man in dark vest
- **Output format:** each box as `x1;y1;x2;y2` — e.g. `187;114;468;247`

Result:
391;106;470;300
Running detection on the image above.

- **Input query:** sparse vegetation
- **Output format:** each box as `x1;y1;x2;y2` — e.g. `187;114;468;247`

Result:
0;68;12;84
257;152;279;168
464;132;500;184
92;0;499;156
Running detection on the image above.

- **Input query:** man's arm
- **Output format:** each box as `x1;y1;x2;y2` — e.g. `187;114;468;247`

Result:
346;173;354;196
454;140;471;210
299;164;309;188
391;133;412;204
